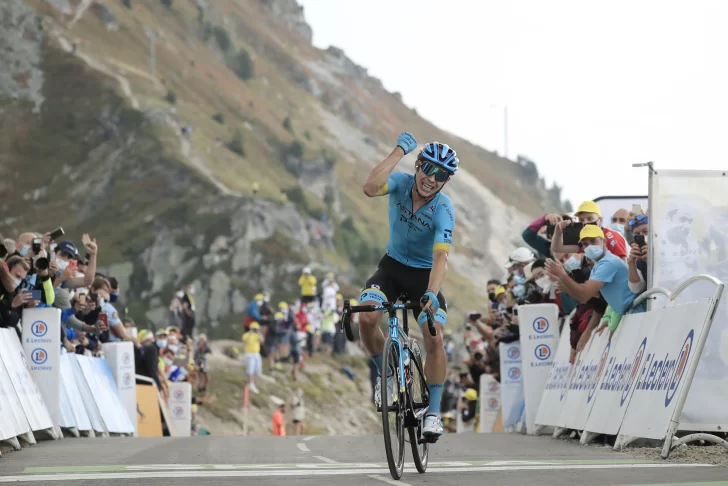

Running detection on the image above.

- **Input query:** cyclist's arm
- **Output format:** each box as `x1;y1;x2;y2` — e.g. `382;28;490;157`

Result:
428;202;455;295
363;147;405;197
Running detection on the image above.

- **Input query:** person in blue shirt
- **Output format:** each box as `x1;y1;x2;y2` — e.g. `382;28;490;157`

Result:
358;131;458;438
545;225;641;318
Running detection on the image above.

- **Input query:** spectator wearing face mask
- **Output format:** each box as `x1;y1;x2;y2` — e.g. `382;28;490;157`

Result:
522;213;574;259
486;279;501;309
321;273;339;312
551;201;628;260
298;267;317;304
244;293;263;331
52;235;98;291
242;322;263;393
546;226;642;353
504;247;535;301
155;329;169;351
627;213;649;294
0;257;36;329
610;208;631;238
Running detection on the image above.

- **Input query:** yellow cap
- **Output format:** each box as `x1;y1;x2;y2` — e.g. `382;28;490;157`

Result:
274;311;285;320
336;293;343;300
278;301;288;309
579;224;605;242
576;200;601;217
254;293;264;301
249;322;260;330
326;272;334;278
495;286;506;297
349;298;358;306
138;329;153;341
465;388;478;401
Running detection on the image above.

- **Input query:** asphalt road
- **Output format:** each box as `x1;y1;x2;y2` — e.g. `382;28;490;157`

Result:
0;433;726;485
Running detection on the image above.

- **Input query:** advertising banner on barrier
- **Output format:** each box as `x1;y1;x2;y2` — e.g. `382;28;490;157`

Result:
69;354;106;433
499;341;524;429
582;310;658;437
650;170;728;430
534;320;572;430
104;342;138;435
58;365;76;430
478;373;500;433
21;308;60;429
76;355;134;434
518;304;559;434
0;346;33;441
136;383;163;437
0;328;53;433
169;382;192;437
560;329;610;432
620;299;713;440
59;354;92;432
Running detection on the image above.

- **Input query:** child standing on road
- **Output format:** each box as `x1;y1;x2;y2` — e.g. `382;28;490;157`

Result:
242;322;262;393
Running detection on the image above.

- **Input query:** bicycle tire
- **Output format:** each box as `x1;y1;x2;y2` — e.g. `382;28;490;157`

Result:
408;339;429;473
343;313;355;342
381;338;405;480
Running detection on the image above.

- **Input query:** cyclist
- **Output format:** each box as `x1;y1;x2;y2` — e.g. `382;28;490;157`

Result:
359;131;457;438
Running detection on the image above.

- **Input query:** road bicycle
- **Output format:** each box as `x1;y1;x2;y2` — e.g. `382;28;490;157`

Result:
341;294;437;480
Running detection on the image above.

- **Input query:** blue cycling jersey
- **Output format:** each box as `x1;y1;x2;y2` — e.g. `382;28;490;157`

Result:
379;172;455;269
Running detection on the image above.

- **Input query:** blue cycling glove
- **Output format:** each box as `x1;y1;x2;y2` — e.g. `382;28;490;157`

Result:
418;291;439;327
396;131;417;155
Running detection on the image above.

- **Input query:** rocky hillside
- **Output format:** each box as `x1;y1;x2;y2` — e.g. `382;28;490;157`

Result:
0;0;566;336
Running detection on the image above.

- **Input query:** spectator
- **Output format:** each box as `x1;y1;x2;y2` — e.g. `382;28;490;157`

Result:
272;404;286;437
180;284;196;341
194;334;212;393
244;293;263;331
505;247;535;300
124;317;138;341
162;347;188;382
155;329;169;351
268;311;284;372
291;387;305;435
486;279;500;308
298;267;317;304
551;201;628;259
258;293;273;345
320;308;336;354
321;273;339;311
627;213;649;295
459;388;478;425
135;329;163;388
546;225;641;352
610;208;631;236
242;322;262;393
522;213;573;259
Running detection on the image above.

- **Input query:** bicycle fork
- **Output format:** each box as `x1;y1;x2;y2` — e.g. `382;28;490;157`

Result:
388;316;407;396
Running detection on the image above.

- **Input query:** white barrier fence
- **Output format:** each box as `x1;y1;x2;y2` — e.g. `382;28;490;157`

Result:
523;274;728;458
0;314;147;454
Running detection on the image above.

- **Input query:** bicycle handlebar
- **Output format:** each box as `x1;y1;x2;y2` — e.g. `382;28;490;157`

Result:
342;301;437;337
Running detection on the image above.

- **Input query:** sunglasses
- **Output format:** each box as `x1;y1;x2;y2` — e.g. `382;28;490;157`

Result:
628;214;647;227
419;162;452;182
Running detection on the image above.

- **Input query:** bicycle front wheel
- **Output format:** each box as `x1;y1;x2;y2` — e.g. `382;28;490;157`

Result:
381;337;405;480
408;339;429;473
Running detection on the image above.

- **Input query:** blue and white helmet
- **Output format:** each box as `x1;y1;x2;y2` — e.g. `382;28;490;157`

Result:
417;142;459;174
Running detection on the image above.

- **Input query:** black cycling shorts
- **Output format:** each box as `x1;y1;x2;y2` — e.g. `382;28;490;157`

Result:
359;255;448;326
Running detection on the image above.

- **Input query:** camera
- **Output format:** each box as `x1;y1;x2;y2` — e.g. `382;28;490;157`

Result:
465;324;472;331
468;313;482;321
474;352;484;361
35;257;49;271
562;222;584;246
32;238;42;254
634;235;646;248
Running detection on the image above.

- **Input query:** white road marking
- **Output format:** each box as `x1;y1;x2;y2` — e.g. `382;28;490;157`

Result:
313;456;339;464
2;463;713;482
296;443;311;452
368;474;412;486
303;436;317;441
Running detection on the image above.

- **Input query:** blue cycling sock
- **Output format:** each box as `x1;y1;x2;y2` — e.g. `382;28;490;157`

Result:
371;353;383;374
427;383;444;416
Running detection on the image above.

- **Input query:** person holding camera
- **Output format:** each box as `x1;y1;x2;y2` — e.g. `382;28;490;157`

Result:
627;214;649;294
522;213;574;259
551;201;628;260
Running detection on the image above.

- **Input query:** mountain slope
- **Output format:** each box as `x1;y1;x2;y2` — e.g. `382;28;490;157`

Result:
0;0;564;335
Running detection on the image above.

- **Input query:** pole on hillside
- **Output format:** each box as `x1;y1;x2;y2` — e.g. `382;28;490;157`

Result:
145;28;156;78
243;385;249;436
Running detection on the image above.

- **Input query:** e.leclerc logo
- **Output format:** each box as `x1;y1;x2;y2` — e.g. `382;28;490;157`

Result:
173;406;184;418
587;342;611;403
174;389;184;400
31;348;47;365
488;398;499;409
507;346;520;360
122;352;131;365
123;373;132;387
533;317;549;334
534;344;551;361
508;367;521;380
664;330;693;407
620;338;647;406
31;321;48;337
487;382;499;393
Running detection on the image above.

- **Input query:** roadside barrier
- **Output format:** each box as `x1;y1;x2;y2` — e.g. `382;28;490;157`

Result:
529;274;728;458
498;340;524;432
478;373;502;433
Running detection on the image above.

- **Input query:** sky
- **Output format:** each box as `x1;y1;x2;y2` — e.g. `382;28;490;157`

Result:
298;0;728;207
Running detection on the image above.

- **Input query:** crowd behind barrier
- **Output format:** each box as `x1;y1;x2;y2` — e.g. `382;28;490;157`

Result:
465;193;728;457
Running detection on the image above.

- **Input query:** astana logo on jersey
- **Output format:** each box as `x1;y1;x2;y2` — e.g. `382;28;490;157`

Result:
396;202;433;231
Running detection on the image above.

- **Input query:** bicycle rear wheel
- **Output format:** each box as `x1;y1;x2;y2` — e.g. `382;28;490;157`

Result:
381;338;405;480
408;339;429;473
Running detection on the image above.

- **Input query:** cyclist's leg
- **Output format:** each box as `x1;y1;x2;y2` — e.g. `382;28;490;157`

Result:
358;264;398;372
